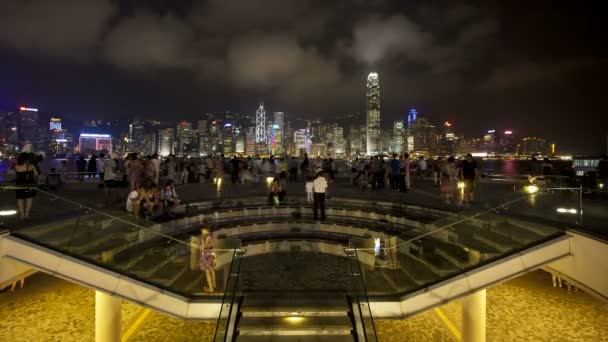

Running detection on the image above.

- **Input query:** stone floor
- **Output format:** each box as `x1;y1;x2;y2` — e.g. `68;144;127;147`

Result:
1;270;607;341
375;270;608;342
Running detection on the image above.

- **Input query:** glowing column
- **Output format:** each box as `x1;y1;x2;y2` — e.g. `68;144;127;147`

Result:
462;289;486;342
95;291;121;342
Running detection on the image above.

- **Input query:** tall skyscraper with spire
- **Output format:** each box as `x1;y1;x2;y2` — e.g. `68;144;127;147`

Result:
366;72;380;155
255;102;267;143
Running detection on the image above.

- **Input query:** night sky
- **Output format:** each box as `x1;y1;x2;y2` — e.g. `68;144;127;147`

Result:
0;0;605;154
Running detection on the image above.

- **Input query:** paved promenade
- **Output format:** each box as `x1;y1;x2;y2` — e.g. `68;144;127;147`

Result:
1;270;606;341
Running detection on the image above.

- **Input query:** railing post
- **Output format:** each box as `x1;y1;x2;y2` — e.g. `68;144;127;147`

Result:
95;291;121;342
462;289;486;342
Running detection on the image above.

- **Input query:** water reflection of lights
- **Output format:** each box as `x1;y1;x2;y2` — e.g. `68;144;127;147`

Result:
556;208;577;214
457;181;465;189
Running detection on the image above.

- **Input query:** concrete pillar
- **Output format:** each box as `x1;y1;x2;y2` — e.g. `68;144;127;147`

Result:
462;289;486;342
95;291;121;342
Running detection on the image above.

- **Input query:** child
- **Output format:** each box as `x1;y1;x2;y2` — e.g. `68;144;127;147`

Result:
305;175;314;202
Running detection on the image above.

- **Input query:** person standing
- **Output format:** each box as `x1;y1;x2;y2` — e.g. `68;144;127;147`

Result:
400;153;411;192
417;156;427;179
87;155;98;179
305;175;314;202
288;156;298;182
459;153;479;204
440;156;457;204
312;172;328;221
97;153;106;181
301;154;310;181
389;154;401;191
200;228;216;293
14;153;38;220
103;153;119;203
151;153;161;184
77;155;87;182
230;156;240;184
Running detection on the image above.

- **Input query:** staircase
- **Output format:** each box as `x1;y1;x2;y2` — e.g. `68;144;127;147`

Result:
234;292;356;342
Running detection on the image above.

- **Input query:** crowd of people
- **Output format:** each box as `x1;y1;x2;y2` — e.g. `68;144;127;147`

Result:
350;153;480;205
10;149;580;221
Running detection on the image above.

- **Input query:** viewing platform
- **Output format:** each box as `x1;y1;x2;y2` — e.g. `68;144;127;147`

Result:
1;174;607;341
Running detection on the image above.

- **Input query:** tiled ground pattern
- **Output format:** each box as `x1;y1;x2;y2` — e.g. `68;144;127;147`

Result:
1;270;607;341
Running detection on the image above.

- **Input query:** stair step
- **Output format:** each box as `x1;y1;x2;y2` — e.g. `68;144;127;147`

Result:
242;293;350;317
236;335;355;342
238;316;353;336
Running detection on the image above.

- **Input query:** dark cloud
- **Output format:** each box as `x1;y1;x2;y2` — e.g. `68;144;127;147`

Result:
482;59;594;90
104;12;195;70
350;15;430;65
0;1;604;153
0;0;115;61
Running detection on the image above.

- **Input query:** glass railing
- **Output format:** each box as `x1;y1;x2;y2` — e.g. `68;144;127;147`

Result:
345;186;566;297
0;185;241;299
346;248;377;342
213;249;244;342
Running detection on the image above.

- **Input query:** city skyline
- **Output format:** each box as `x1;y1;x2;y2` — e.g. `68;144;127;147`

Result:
0;1;605;154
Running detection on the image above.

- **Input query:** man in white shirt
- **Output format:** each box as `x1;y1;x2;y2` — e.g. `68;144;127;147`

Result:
312;172;328;221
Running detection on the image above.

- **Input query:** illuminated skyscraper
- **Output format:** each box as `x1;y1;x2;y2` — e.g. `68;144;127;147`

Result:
245;127;256;156
19;107;39;150
407;108;417;129
366;72;380;155
393;121;405;153
157;128;174;156
255;102;267;143
176;121;194;156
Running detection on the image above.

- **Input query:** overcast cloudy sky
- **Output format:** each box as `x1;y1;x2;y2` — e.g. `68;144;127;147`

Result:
0;0;605;154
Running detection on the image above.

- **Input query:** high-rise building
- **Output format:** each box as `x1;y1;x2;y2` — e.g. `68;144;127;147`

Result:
407;108;417;129
245;127;256;156
329;125;345;156
411;117;438;157
441;121;457;156
176;121;195;156
49;117;62;131
366;72;380;155
127;120;145;153
19;106;39;151
255;102;267;144
294;129;307;157
393;121;405;153
500;130;516;154
157;128;174;156
79;133;112;156
521;137;548;156
222;123;235;155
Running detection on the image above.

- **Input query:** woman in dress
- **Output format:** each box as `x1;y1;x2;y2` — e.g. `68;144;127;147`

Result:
14;153;38;219
200;228;216;293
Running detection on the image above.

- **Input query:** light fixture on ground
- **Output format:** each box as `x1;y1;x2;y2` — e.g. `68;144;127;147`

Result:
556;208;577;214
524;185;539;194
0;210;18;216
